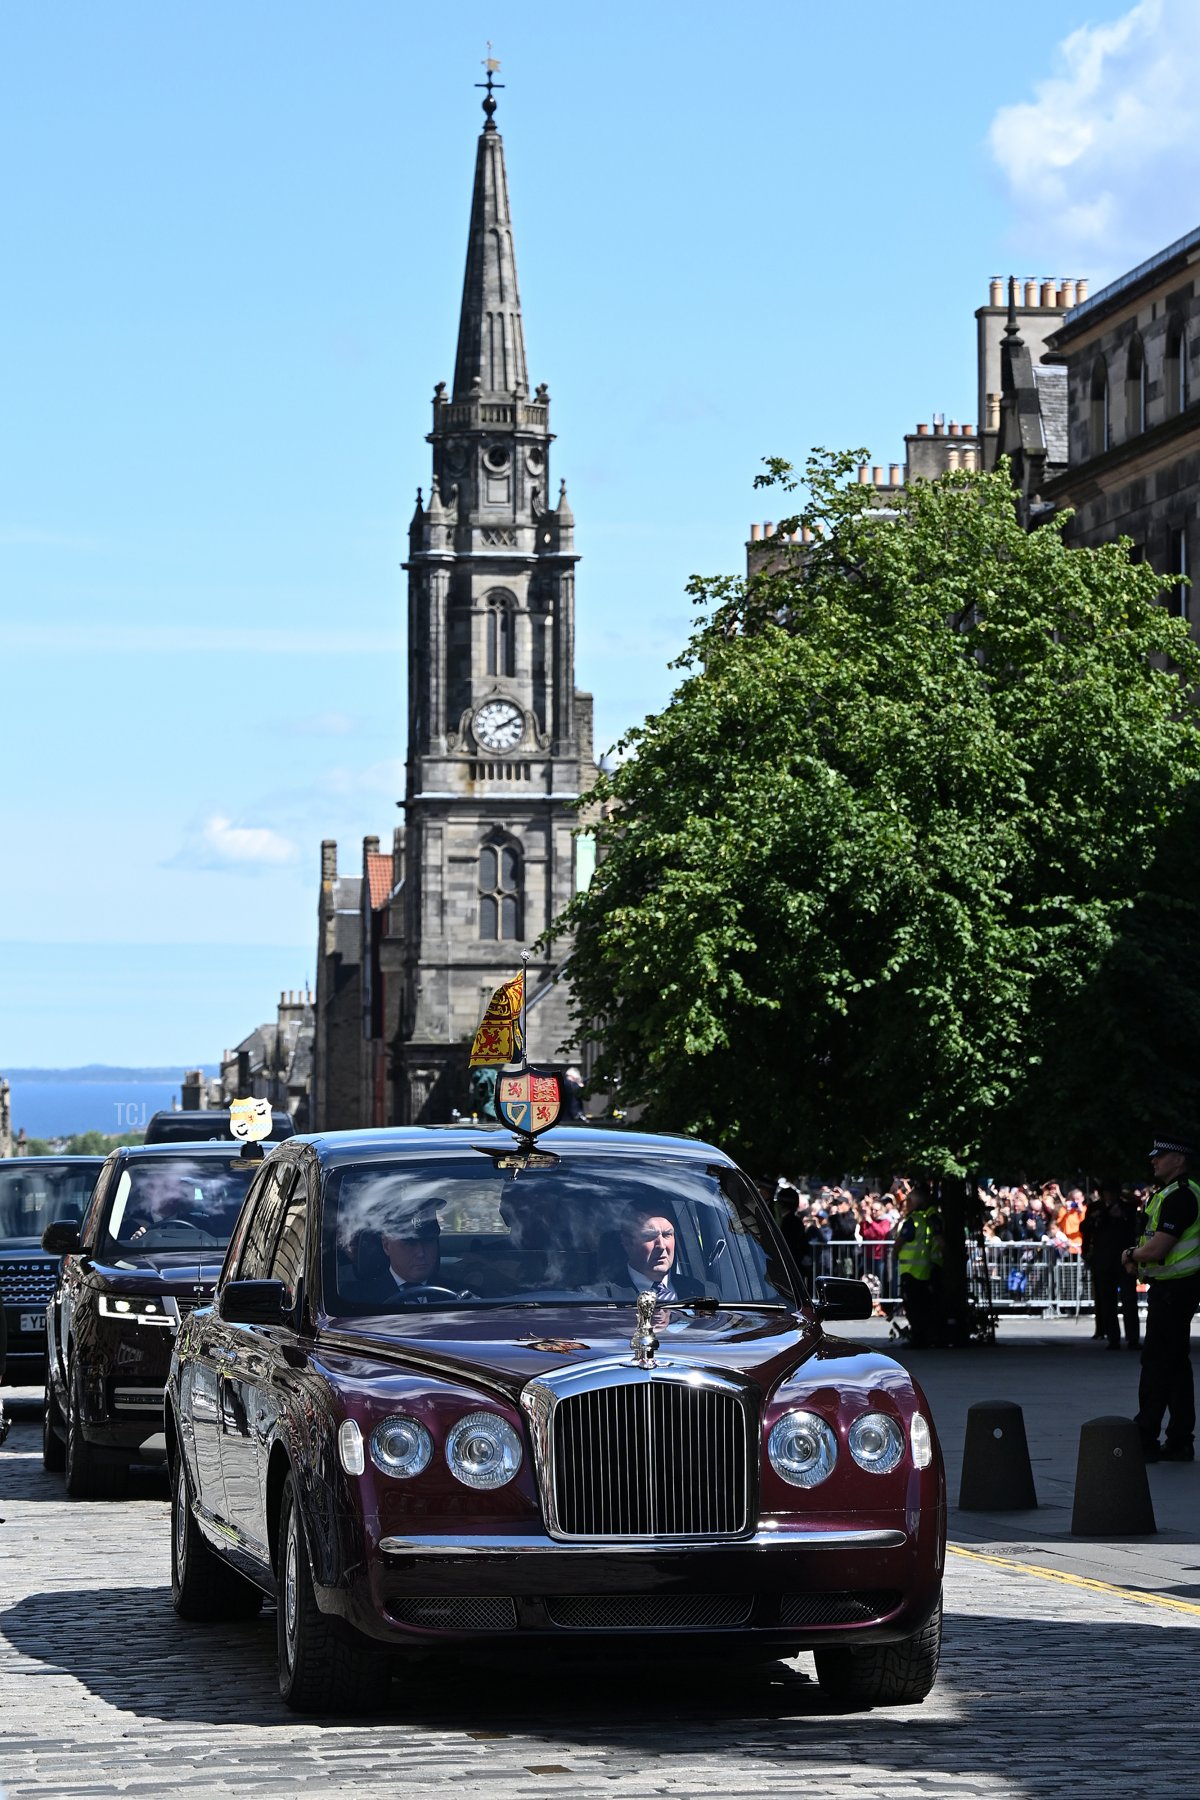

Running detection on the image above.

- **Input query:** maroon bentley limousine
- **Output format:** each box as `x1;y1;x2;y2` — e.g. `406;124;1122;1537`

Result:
166;1127;945;1713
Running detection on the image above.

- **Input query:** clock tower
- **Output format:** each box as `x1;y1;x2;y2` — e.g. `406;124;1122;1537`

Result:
393;78;598;1123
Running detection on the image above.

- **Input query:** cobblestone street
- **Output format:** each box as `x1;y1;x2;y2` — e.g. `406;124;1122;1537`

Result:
3;1333;1199;1800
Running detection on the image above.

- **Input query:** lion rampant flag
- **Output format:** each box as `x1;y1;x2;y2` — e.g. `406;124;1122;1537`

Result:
469;970;525;1068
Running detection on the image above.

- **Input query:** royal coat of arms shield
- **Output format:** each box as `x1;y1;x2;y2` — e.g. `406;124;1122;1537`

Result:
497;1069;561;1137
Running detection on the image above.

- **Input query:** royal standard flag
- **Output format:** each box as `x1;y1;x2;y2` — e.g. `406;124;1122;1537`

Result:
469;970;525;1068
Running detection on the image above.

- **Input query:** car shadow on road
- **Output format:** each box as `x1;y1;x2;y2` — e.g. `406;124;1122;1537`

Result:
2;1584;1198;1774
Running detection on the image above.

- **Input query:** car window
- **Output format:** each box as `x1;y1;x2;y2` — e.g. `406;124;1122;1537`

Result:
81;1160;117;1252
98;1156;257;1256
0;1162;101;1241
321;1151;795;1314
268;1178;308;1308
235;1163;291;1281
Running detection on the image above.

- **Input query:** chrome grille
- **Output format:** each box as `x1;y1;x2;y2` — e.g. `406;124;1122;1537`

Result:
547;1593;753;1631
388;1597;516;1631
550;1378;750;1538
780;1590;901;1627
0;1261;57;1306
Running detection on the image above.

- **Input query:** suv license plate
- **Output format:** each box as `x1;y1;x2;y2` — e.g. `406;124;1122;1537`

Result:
20;1312;46;1333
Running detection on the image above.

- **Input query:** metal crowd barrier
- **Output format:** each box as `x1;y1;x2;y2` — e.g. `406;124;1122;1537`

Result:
801;1237;1109;1318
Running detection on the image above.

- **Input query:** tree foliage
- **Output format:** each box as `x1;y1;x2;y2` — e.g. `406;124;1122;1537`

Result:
556;452;1200;1180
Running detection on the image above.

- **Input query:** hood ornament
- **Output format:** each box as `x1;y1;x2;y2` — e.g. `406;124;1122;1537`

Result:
630;1290;659;1368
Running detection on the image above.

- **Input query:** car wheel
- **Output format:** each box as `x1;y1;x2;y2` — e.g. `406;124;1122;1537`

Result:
813;1595;942;1707
42;1378;66;1473
276;1469;391;1714
64;1358;128;1500
171;1452;262;1620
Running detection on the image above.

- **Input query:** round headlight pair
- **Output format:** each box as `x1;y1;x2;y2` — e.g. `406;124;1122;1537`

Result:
366;1410;522;1490
768;1409;906;1487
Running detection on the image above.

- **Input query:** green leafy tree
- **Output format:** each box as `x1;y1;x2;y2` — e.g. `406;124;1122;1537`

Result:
555;452;1200;1322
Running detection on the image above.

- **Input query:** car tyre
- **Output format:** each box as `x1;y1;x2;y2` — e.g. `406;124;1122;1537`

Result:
276;1470;391;1714
64;1358;128;1500
171;1452;262;1621
42;1377;66;1472
813;1596;942;1707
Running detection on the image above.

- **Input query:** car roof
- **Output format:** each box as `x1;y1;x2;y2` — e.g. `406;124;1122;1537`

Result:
289;1125;734;1169
110;1141;275;1160
0;1154;106;1167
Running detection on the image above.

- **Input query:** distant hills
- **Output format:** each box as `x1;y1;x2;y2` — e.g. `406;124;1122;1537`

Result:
4;1065;220;1083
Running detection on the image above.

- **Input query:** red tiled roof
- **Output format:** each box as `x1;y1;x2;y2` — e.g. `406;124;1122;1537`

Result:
366;852;393;912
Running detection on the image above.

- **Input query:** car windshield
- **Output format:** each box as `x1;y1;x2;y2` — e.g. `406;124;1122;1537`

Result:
99;1156;257;1255
322;1150;796;1313
0;1163;100;1241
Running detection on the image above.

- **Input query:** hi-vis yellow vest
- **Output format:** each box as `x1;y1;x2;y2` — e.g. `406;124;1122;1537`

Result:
1139;1178;1200;1281
898;1207;942;1281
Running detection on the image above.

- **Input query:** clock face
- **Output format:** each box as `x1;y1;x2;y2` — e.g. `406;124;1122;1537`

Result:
473;699;525;752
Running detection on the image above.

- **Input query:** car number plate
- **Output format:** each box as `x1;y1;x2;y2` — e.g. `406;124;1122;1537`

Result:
21;1311;46;1333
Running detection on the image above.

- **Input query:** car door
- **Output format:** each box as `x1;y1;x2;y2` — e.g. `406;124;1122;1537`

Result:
181;1161;271;1519
47;1157;115;1404
216;1160;296;1554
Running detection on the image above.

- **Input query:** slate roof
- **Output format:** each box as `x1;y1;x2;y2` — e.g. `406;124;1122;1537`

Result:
1034;365;1069;465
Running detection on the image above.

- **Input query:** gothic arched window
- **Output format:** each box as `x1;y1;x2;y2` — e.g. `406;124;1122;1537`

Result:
485;592;516;678
479;840;522;940
1090;358;1110;455
1125;335;1146;436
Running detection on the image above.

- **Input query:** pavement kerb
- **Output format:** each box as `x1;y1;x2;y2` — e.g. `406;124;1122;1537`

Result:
947;1542;1200;1619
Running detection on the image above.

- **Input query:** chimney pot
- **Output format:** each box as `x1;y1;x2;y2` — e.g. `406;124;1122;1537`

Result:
1040;279;1056;307
989;277;1003;306
1076;278;1089;302
857;464;869;484
963;422;975;437
1059;279;1076;307
933;420;945;437
750;522;762;541
801;525;813;543
890;463;902;486
872;466;884;485
764;521;774;536
1024;280;1038;307
949;421;961;436
986;392;1001;430
916;422;929;436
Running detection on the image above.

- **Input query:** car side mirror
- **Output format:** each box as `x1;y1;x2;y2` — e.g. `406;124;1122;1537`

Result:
42;1219;82;1256
814;1276;873;1321
221;1278;288;1326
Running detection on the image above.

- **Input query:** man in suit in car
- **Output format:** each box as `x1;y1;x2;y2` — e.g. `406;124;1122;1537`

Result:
607;1202;704;1302
345;1208;453;1305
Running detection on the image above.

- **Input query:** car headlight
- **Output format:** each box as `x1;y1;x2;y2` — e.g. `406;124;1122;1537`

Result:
768;1410;838;1488
848;1411;905;1474
98;1294;172;1327
369;1414;433;1479
445;1410;523;1490
910;1411;933;1469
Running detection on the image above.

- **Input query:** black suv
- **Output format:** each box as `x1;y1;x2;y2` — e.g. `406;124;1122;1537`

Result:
0;1157;104;1385
144;1110;295;1145
42;1142;267;1497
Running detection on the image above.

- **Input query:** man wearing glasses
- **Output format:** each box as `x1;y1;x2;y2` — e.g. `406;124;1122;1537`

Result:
1124;1137;1200;1462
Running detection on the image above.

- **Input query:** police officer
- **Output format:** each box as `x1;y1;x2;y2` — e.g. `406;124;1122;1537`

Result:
1123;1136;1200;1462
897;1180;944;1348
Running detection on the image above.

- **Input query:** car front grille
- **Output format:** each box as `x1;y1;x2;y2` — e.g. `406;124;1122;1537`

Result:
779;1590;902;1627
387;1597;517;1632
550;1378;750;1539
546;1593;753;1631
0;1260;57;1306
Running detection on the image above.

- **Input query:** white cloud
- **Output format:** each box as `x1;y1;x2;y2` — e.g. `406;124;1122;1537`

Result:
988;0;1200;267
168;814;300;872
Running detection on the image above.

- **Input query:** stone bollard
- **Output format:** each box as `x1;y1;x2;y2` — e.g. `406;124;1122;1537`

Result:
1071;1416;1156;1536
958;1400;1037;1510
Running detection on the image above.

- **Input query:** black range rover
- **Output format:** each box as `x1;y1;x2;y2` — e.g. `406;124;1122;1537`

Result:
42;1142;264;1497
0;1157;104;1386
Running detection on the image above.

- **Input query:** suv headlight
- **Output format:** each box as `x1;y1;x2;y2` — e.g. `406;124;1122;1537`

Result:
445;1411;523;1490
768;1410;837;1488
369;1415;433;1479
848;1411;905;1473
98;1294;171;1327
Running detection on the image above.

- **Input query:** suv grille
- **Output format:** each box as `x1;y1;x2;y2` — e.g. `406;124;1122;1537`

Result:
551;1379;749;1538
0;1260;57;1306
780;1590;901;1626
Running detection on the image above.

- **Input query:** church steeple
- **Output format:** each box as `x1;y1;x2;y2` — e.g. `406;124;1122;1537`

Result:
452;81;528;401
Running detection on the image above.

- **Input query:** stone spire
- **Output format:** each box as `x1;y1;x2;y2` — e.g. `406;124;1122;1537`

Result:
452;83;528;401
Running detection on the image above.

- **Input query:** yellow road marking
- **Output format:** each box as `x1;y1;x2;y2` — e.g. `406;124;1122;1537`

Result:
948;1542;1200;1619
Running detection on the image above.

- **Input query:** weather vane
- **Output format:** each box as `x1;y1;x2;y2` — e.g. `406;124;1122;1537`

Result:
476;43;504;128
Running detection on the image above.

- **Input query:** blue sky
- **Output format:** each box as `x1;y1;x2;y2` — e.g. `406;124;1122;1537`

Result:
2;0;1194;1065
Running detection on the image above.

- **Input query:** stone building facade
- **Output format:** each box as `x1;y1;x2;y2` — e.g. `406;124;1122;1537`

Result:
1041;225;1200;635
312;87;598;1128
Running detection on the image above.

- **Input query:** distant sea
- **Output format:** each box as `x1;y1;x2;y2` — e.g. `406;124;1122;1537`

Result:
6;1068;219;1140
